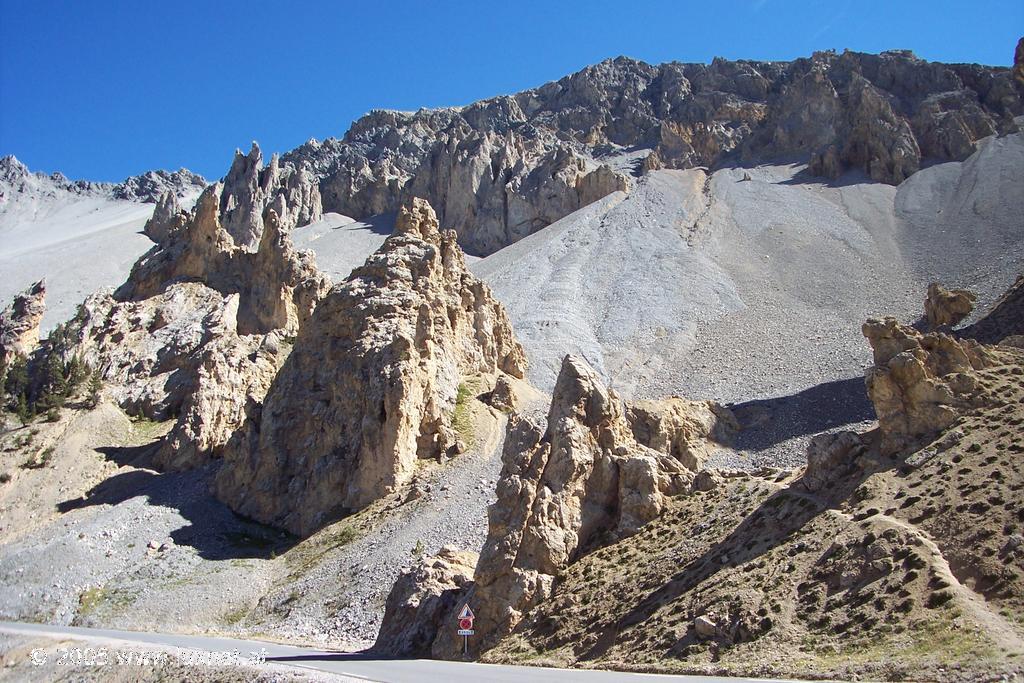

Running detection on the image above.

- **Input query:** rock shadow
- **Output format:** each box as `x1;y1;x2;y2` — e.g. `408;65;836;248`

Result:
728;375;875;452
56;461;296;561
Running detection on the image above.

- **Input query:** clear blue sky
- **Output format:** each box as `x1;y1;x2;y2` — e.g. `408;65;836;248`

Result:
1;0;1021;182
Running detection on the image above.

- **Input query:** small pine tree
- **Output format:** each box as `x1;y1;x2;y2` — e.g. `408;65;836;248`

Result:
4;355;29;410
67;354;89;389
15;393;31;426
87;370;103;409
38;351;68;410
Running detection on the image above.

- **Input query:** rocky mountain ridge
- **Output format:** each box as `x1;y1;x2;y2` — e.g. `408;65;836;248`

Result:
279;48;1022;254
0;154;206;205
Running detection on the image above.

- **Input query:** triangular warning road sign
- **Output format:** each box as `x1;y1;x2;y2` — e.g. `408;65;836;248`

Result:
458;603;475;620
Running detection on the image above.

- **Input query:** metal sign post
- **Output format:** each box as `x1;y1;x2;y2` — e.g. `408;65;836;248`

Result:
456;603;475;656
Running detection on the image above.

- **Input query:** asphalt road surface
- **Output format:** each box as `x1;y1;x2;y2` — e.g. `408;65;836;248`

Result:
0;620;797;682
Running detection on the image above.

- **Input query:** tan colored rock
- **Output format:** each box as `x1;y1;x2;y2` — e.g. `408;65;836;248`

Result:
626;397;737;471
373;546;478;657
143;191;187;246
576;164;630;206
862;316;1004;454
69;158;330;470
122;188;328;336
486;374;517;413
0;279;45;366
924;282;976;330
432;355;727;657
219;142;322;250
215;197;527;536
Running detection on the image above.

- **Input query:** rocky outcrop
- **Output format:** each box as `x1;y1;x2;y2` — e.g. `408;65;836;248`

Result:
280;48;1020;256
69;151;330;470
121;186;329;336
373;546;478;657
111;168;207;203
428;355;732;656
862;317;1007;454
801;430;868;492
625;397;738;471
0;280;46;366
924;282;976;330
486;374;517;412
960;275;1024;344
0;154;204;205
214;197;527;536
71;284;289;469
142;192;186;246
219;143;323;250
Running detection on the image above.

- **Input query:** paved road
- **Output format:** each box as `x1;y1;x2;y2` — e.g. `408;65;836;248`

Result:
0;620;793;682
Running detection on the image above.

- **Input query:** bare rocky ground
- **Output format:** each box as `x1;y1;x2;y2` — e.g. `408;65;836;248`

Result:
0;376;545;652
0;632;353;682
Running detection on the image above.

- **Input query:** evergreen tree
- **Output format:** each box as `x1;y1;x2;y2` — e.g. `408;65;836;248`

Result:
86;370;103;409
4;355;29;410
15;393;31;426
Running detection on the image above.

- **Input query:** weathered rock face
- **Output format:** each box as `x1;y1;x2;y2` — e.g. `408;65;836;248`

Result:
801;430;868;492
142;191;186;246
373;546;478;657
214;198;527;536
219;143;323;250
281;49;1020;255
429;355;732;656
862;317;1005;454
121;186;329;336
625;397;738;471
69;154;330;470
0;280;46;366
486;374;517;412
924;282;976;330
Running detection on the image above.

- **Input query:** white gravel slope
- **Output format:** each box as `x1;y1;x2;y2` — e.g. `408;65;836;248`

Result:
475;132;1024;405
0;196;155;331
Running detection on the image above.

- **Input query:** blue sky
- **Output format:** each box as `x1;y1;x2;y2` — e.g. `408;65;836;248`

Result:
1;0;1021;182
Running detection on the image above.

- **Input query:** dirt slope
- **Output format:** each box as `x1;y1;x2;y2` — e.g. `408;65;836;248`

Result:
485;348;1024;681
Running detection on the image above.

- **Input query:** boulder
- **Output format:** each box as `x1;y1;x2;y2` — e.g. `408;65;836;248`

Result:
487;374;518;413
924;282;975;330
372;546;478;657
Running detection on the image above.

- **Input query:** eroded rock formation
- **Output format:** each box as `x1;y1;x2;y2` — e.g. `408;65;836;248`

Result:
214;197;527;536
280;49;1020;254
924;282;976;330
428;355;733;656
373;546;478;657
69;158;329;469
0;280;46;366
219;143;323;250
862;316;1009;454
